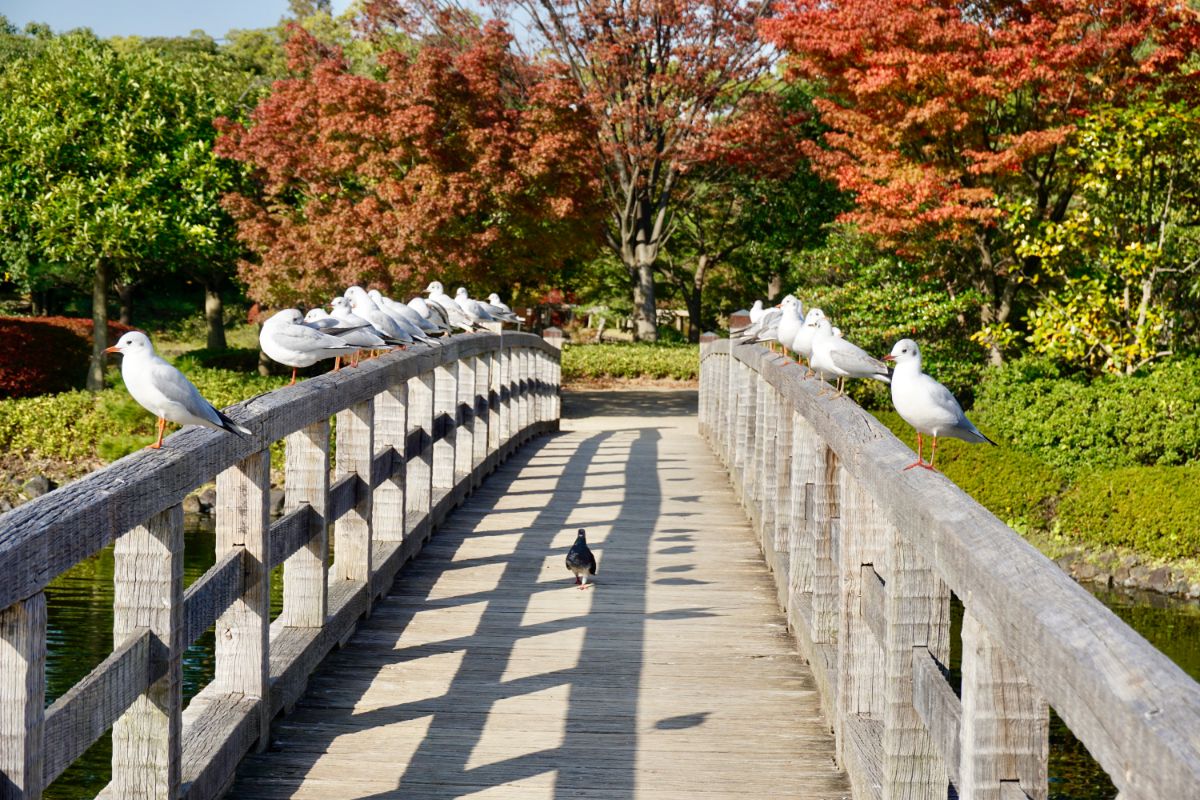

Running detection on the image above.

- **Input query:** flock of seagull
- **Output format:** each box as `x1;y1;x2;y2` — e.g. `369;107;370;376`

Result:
104;281;522;450
260;282;523;383
732;295;995;471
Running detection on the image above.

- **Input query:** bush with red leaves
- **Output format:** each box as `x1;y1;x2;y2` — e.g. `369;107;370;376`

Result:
0;317;136;398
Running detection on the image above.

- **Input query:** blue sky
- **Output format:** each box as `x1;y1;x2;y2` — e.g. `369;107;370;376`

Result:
1;0;353;40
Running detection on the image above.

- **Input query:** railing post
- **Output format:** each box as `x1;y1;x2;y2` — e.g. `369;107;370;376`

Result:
334;399;374;585
487;349;501;457
282;419;330;627
406;372;435;539
214;450;271;750
883;523;951;799
541;326;563;351
787;413;821;627
433;361;458;490
0;593;46;800
756;375;779;551
497;348;512;456
960;612;1049;800
374;383;408;545
773;386;793;556
516;350;530;438
112;504;183;799
454;357;476;481
836;475;888;769
472;353;489;478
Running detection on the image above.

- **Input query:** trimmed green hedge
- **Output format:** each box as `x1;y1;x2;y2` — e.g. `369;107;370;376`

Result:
1057;467;1200;560
561;342;698;382
974;356;1200;473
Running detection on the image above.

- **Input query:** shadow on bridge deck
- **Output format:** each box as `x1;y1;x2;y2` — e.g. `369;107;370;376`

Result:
224;390;849;799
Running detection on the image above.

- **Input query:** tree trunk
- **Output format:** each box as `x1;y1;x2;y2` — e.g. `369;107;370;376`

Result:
767;273;783;302
631;261;658;342
686;254;710;344
117;283;134;326
87;259;111;391
204;283;226;351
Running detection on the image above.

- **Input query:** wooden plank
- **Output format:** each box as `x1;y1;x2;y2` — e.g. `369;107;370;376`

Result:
960;611;1048;800
454;357;475;480
267;507;312;571
0;593;46;799
43;629;151;786
432;362;458;490
373;384;407;544
333;400;374;585
180;690;261;800
183;550;244;647
214;450;271;751
0;333;558;610
281;422;329;628
912;645;961;784
844;715;883;800
709;340;1200;798
860;565;885;644
883;531;951;798
111;504;183;798
406;372;435;538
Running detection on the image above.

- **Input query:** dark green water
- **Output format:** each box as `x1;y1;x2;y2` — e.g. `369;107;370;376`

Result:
41;517;1200;799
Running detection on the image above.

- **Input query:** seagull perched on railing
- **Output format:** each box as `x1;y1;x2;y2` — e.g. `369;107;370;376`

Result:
105;331;251;450
809;316;890;394
486;294;524;323
424;281;479;332
885;339;996;471
260;309;360;384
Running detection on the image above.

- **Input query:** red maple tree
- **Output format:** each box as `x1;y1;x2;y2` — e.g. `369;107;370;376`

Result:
762;0;1200;360
215;17;603;307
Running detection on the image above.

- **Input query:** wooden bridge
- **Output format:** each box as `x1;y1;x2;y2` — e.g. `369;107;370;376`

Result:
1;331;1198;799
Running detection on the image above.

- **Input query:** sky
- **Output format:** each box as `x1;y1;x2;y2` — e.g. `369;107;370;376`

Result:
1;0;354;40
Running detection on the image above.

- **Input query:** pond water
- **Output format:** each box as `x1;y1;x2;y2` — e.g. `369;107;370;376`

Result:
39;516;1200;799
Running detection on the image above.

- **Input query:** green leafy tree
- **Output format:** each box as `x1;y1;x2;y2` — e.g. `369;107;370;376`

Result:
1015;100;1200;374
0;31;256;386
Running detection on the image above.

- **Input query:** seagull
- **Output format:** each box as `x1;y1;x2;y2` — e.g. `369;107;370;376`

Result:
730;300;764;337
105;331;251;450
454;287;497;323
809;316;890;393
423;281;478;332
565;529;597;590
260;309;360;384
884;339;996;471
367;289;441;341
791;307;826;374
486;293;523;322
774;296;804;355
309;304;397;366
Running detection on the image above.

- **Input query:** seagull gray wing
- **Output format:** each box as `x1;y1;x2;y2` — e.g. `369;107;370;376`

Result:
145;359;224;427
274;324;358;353
828;340;890;378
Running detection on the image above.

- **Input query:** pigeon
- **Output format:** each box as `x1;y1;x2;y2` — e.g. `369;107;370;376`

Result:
105;331;251;450
565;529;598;590
809;315;890;393
884;338;996;471
260;309;360;384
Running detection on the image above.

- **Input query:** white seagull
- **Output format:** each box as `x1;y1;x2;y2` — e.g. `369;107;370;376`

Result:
809;316;890;393
260;309;360;384
105;331;251;450
423;281;478;332
884;339;996;471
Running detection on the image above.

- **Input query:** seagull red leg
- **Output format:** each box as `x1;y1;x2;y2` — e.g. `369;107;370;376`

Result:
148;417;166;450
289;367;298;385
927;437;940;471
903;433;925;470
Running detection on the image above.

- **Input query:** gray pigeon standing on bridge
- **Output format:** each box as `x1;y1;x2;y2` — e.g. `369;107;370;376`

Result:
566;529;597;590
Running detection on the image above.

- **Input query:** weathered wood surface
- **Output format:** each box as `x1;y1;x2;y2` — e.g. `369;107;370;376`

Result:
701;339;1200;800
225;390;851;800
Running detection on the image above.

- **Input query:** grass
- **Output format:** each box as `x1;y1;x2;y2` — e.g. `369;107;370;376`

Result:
561;342;698;383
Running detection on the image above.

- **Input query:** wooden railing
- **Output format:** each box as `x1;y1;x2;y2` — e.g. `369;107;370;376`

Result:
0;330;561;800
699;337;1200;800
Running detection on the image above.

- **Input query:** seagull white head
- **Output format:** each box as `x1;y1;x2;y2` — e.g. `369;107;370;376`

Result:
264;309;304;327
488;293;503;305
424;281;444;295
105;331;154;355
304;308;327;323
344;285;367;299
885;339;921;365
455;287;469;299
331;296;351;312
804;308;826;327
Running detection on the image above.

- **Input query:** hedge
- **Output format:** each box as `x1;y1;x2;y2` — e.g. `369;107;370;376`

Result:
561;342;699;382
0;317;135;398
1057;467;1200;560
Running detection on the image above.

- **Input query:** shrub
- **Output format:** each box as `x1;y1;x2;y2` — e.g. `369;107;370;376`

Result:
1057;467;1200;560
561;342;699;382
0;317;135;398
871;410;1065;531
974;356;1200;473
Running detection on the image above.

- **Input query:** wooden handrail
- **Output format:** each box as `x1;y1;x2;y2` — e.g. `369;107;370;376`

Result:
700;338;1200;800
0;330;561;799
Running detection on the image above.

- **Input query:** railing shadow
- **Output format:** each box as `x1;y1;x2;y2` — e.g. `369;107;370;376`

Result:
227;423;662;798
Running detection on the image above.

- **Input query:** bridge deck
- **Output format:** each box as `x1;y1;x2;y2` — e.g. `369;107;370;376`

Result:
225;390;850;799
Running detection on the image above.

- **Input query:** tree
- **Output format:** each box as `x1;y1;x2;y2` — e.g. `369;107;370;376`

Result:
762;0;1200;363
215;18;603;308
475;0;777;340
1020;100;1200;374
0;31;257;385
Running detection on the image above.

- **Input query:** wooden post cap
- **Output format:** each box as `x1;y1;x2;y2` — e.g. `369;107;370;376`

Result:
542;327;564;349
700;331;719;343
729;310;751;330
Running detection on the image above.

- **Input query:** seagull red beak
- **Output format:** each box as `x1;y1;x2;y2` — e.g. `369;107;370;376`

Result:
883;354;895;362
104;345;120;354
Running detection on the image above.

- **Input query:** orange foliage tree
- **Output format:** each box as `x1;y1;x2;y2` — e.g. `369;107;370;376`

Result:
215;17;603;307
762;0;1200;361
